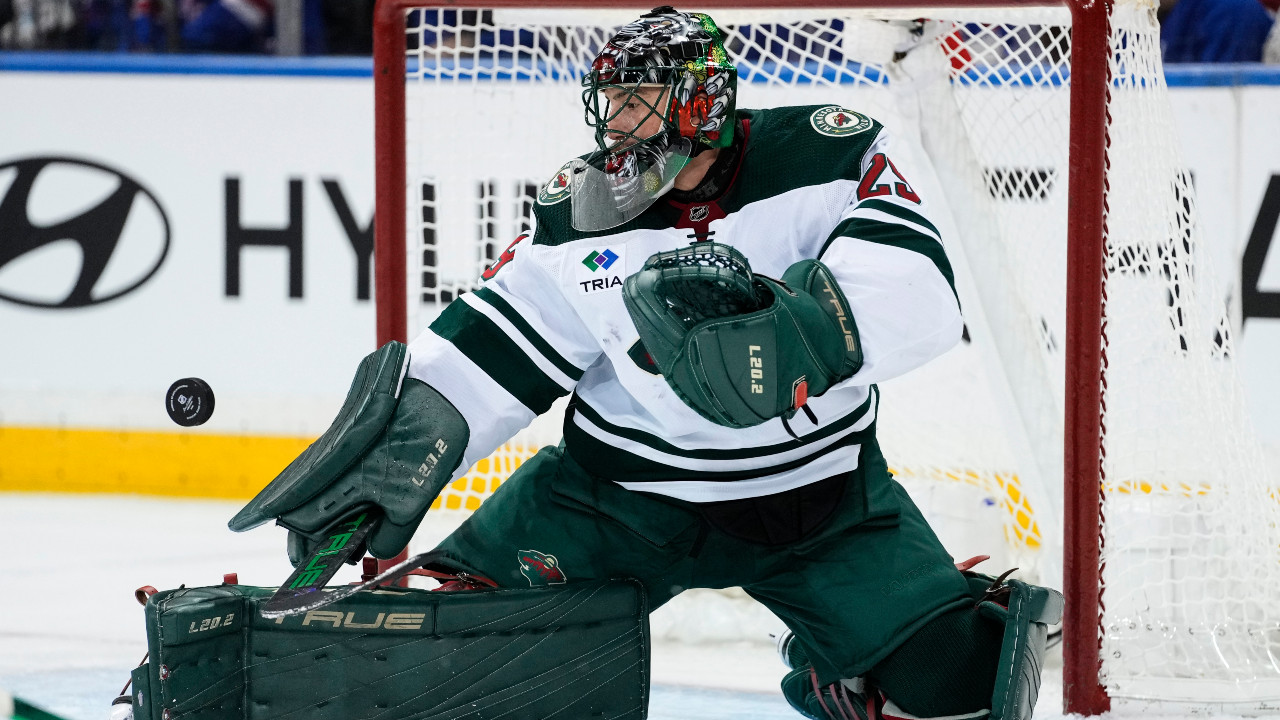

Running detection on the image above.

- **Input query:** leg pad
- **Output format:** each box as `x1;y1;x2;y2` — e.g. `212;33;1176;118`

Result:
780;572;1063;720
130;580;649;719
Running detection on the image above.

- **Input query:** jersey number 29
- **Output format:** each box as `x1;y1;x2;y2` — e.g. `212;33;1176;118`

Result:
858;154;921;204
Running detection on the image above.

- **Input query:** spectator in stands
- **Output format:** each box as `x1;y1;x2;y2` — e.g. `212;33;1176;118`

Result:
80;0;169;51
1267;10;1280;61
180;0;333;54
180;0;270;52
1;0;363;52
1161;0;1277;62
319;0;372;54
0;0;76;49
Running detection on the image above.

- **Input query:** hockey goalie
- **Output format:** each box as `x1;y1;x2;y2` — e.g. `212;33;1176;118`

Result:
124;7;1062;720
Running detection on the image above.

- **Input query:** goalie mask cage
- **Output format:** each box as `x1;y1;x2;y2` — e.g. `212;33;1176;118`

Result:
371;0;1280;714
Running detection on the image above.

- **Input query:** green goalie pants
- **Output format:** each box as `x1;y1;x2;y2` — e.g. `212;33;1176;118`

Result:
432;439;975;688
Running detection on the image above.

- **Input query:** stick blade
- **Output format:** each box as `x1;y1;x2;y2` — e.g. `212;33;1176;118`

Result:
260;509;379;618
259;550;476;618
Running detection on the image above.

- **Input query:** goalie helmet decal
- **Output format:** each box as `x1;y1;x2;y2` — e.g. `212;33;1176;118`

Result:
573;7;737;231
583;6;737;151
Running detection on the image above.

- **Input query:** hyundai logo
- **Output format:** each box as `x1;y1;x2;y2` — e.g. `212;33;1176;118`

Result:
0;156;171;309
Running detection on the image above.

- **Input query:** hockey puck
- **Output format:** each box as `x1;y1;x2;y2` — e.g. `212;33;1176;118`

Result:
166;377;215;427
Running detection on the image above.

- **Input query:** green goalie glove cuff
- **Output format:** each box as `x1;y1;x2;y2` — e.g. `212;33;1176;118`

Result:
778;259;863;379
229;341;470;560
624;244;862;429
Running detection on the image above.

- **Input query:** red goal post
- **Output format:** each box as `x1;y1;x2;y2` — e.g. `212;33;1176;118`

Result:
369;1;1275;715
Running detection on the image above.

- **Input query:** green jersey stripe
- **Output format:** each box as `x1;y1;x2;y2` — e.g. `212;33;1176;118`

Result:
855;198;942;239
430;301;567;415
571;389;875;461
822;217;957;299
565;419;876;484
473;287;585;381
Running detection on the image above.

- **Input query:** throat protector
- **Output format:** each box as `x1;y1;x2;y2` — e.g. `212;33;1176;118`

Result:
570;135;694;232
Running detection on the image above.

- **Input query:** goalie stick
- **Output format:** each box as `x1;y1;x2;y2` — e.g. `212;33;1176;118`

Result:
261;510;496;618
262;549;496;618
260;508;379;618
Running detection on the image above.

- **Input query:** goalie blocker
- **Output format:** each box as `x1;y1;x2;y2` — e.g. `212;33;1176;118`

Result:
124;576;649;720
228;341;469;564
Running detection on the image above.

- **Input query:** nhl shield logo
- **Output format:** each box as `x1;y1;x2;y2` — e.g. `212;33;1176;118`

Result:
809;106;873;138
537;162;574;206
518;549;567;586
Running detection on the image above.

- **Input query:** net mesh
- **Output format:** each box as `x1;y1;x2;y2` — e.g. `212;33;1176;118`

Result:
396;3;1280;703
1093;4;1280;703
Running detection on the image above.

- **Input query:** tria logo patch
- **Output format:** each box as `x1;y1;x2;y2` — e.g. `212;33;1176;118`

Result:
576;246;625;295
537;162;574;206
518;549;567;586
579;275;623;294
582;248;619;272
809;106;873;138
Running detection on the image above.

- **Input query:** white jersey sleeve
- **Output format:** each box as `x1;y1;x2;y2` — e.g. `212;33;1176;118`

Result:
818;129;964;385
405;213;604;482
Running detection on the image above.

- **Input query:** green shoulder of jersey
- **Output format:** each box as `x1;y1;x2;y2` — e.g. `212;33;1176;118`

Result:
529;105;885;245
724;105;884;211
807;105;877;138
536;161;575;208
530;158;581;247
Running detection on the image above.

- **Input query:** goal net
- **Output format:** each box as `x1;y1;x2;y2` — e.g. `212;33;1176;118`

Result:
373;0;1280;711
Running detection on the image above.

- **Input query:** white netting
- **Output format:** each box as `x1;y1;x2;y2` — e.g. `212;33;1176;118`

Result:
1092;4;1280;704
395;3;1280;704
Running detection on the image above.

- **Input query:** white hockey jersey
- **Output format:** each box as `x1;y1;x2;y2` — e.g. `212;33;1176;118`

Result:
408;105;962;503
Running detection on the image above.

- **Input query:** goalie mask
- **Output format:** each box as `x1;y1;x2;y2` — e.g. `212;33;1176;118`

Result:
572;6;738;231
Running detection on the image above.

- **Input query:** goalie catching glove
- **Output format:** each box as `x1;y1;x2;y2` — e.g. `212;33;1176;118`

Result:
623;243;862;428
228;341;469;562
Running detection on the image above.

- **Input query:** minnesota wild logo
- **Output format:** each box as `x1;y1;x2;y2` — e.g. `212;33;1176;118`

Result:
518;549;567;586
537;162;574;206
809;106;873;138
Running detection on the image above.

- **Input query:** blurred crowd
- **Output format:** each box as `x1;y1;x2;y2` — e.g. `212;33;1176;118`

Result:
0;0;1277;62
0;0;375;53
1161;0;1280;62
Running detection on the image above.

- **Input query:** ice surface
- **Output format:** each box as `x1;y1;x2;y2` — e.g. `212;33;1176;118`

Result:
0;493;1074;720
0;668;806;720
